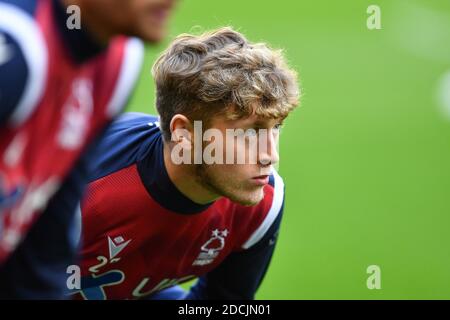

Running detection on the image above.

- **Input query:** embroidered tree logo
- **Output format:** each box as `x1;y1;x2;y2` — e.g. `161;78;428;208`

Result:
201;229;228;256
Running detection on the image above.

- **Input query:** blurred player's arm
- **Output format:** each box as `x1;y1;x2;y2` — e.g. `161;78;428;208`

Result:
0;130;106;299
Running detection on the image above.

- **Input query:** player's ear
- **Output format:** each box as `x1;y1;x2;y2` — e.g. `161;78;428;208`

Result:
170;114;193;144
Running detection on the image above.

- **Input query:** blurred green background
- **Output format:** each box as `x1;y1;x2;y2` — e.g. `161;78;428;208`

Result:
127;0;450;299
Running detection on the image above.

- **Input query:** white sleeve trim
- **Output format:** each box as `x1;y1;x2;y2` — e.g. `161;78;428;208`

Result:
106;37;144;118
242;170;285;249
72;202;82;248
0;3;48;127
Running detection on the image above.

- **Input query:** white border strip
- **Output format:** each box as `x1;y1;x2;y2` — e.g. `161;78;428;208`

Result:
0;3;48;127
72;202;83;248
106;37;144;117
242;170;284;249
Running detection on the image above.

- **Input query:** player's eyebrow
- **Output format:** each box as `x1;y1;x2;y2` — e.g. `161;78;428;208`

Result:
248;119;284;129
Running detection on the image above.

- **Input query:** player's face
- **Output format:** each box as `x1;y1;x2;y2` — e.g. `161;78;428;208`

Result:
82;0;176;42
195;114;282;206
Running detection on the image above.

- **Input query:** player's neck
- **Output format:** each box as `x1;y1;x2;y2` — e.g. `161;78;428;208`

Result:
163;144;220;205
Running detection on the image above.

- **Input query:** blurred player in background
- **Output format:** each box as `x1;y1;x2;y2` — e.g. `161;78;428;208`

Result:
0;0;176;298
72;28;300;300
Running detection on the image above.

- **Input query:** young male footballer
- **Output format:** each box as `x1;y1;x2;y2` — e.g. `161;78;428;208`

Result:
73;27;300;300
0;0;176;298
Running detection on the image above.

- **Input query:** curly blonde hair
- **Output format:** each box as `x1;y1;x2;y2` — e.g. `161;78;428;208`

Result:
152;27;300;141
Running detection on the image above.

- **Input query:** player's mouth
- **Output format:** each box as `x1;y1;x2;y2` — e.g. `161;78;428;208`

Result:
251;175;270;186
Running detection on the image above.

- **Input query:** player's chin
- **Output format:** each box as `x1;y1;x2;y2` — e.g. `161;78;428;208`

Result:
231;187;265;207
134;22;169;43
136;29;166;43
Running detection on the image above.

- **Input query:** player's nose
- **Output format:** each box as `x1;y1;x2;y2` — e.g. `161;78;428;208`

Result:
258;129;279;167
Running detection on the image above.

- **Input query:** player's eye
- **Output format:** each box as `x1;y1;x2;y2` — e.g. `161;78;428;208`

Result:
273;123;283;133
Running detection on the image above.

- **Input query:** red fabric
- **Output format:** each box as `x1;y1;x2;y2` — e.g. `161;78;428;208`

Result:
77;164;274;299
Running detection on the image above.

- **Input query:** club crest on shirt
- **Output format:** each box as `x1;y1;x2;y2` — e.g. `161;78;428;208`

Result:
192;229;228;266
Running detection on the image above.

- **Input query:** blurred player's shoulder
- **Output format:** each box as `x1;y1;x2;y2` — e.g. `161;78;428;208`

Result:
0;0;46;125
0;0;145;261
0;0;37;15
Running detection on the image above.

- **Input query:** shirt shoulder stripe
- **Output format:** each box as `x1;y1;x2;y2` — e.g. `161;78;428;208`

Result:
242;169;285;249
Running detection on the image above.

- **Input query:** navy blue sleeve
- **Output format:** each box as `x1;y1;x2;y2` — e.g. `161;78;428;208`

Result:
0;30;29;125
0;128;107;299
147;285;187;300
88;112;160;182
185;202;284;300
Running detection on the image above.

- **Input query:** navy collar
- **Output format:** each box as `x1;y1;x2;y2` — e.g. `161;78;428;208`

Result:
137;132;215;215
52;0;105;64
